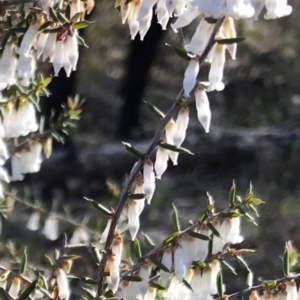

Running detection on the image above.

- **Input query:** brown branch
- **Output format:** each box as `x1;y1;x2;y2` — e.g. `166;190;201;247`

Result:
224;273;300;299
96;17;225;296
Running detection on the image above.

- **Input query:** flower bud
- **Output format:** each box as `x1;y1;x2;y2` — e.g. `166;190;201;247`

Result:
9;277;20;298
26;210;41;231
194;85;211;133
154;146;169;179
128;200;140;240
55;268;70;300
183;58;199;96
143;160;156;204
173;106;189;146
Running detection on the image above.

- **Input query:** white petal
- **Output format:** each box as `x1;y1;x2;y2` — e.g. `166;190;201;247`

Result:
194;85;211;133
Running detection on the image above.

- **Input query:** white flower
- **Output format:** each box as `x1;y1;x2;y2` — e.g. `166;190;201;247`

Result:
139;10;153;41
249;291;260;300
175;0;187;16
178;235;195;270
160;247;172;286
183;58;199;96
127;3;141;40
157;0;169;30
223;0;255;19
208;43;226;92
209;259;221;295
9;277;20;298
165;119;175;144
0;43;17;90
198;0;225;18
264;0;292;19
194;85;211;133
17;53;36;86
144;287;157;300
154;146;169;179
112;231;123;266
108;255;120;293
43;216;59;241
137;0;156;21
173;106;189;146
171;7;200;32
0;165;10;183
128;200;140;240
286;280;297;300
100;217;112;243
247;271;253;288
55;268;70;300
37;33;49;59
26;210;41;231
42;33;57;62
221;17;237;60
138;261;152;297
174;244;187;281
193;226;209;261
70;227;91;245
71;0;82;17
143;160;156;204
3;102;38;138
134;174;145;216
166;0;177;16
18;24;38;57
250;0;265;20
225;217;244;244
66;33;79;71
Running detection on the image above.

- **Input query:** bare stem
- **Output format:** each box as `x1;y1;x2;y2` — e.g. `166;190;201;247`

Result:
96;17;225;296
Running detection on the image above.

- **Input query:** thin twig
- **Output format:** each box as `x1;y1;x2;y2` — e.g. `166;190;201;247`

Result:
0;266;53;299
6;192;101;238
96;17;225;296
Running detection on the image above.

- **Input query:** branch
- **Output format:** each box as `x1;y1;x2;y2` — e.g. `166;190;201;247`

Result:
6;192;101;238
224;273;300;299
0;266;53;299
96;17;225;296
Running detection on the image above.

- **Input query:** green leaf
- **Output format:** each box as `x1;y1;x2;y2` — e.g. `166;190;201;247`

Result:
171;204;180;232
127;193;147;200
165;43;191;61
57;12;69;23
163;232;179;245
208;236;213;256
71;12;82;23
91;243;102;264
65;4;71;20
122;276;143;282
40;77;52;88
44;255;54;267
60;255;80;260
238;207;258;226
243;192;253;203
142;232;155;249
0;288;10;300
73;20;93;30
220;260;237;275
233;255;250;271
133;239;142;260
228;181;236;208
188;231;210;240
207;223;221;238
221;211;241;218
283;245;290;276
217;270;224;297
84;197;112;216
247;204;259;217
262;280;276;289
198;211;208;223
82;287;96;299
19;280;37;300
49;7;59;22
20;247;28;274
149;281;165;290
192;260;206;268
183;279;194;292
248;198;265;205
77;34;89;48
80;277;97;285
44;27;62;33
38;21;54;31
150;257;170;273
216;37;245;44
122;142;144;159
143;101;165;119
159;142;194;155
9;27;27;33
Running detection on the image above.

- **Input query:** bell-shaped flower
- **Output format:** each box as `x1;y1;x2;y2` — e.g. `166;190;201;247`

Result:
185;19;214;56
221;17;237;60
127;3;141;40
137;0;156;21
0;43;17;90
211;218;224;254
193;226;209;261
112;231;123;266
174;0;187;16
120;280;140;299
18;23;38;57
55;268;70;300
9;277;20;298
52;41;68;76
108;255;120;293
164;275;180;300
36;33;49;59
26;210;41;231
43;216;59;241
249;290;260;300
100;217;112;243
70;226;91;245
3;101;38;138
154;146;169;179
42;33;57;62
250;0;265;20
286;280;297;300
178;234;195;270
264;0;292;20
71;0;82;17
138;260;152;297
157;0;169;30
139;10;153;41
223;0;255;19
143;159;156;204
173;106;189;146
224;217;244;244
208;43;226;92
128;200;140;240
198;0;225;18
11;154;24;181
165;119;175;144
171;7;200;32
209;259;221;295
160;247;172;286
194;84;211;133
66;33;79;71
121;0;131;24
174;244;187;281
166;0;177;16
183;58;199;96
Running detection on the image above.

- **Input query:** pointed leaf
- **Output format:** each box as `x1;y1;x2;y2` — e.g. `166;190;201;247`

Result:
122;276;143;282
144;101;165;119
142;232;155;249
220;260;237;275
150;257;170;273
188;231;210;240
171;204;180;232
127;193;147;200
80;277;97;285
133;239;142;260
20;247;28;274
165;43;191;61
247;204;259;217
122;142;144;159
71;12;82;23
183;279;194;292
73;20;93;30
217;270;224;297
283;245;290;277
233;255;250;271
91;243;102;264
228;181;236;208
149;281;165;290
159;142;194;155
45;255;54;267
163;232;179;245
207;223;221;238
216;37;245;44
84;197;112;216
248;198;265;206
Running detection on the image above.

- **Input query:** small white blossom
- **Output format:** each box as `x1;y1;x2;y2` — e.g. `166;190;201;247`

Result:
143;160;156;204
18;24;38;57
183;58;199;96
174;244;187;281
108;256;120;293
100;217;112;243
173;106;189;146
56;268;70;300
26;210;41;231
70;227;91;245
171;8;200;32
112;231;123;266
154;146;169;179
194;85;211;133
157;0;169;30
138;261;152;297
9;277;20;298
43;216;59;241
160;247;172;286
264;0;292;19
128;200;140;240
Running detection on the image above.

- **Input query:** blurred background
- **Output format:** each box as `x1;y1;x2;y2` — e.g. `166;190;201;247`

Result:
3;0;300;297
